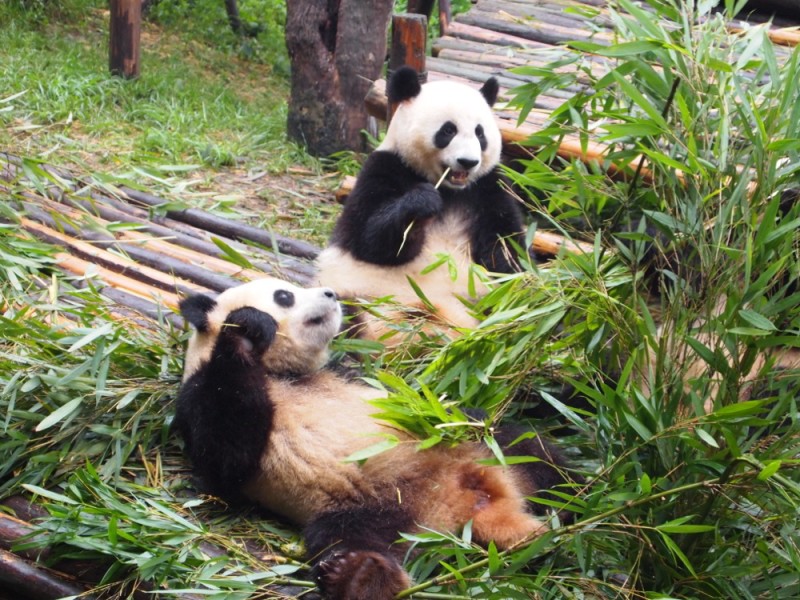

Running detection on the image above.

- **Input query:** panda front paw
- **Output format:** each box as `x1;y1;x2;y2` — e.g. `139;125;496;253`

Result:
402;182;443;221
316;550;410;600
218;307;277;360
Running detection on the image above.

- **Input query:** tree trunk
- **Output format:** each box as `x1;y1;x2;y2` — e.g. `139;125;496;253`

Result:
285;0;393;156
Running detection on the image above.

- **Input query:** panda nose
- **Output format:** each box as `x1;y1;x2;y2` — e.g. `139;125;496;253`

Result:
458;158;479;170
322;288;337;300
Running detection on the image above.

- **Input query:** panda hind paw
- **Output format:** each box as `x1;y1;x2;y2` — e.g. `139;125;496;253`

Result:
317;550;410;600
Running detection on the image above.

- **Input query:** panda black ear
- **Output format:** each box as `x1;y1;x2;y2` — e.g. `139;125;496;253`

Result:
179;294;217;333
387;66;422;104
480;77;499;107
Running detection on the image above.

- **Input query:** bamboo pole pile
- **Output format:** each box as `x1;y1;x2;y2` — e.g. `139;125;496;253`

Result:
1;152;320;327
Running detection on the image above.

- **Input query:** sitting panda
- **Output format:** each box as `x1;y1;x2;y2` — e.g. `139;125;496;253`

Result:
173;278;578;600
316;66;528;341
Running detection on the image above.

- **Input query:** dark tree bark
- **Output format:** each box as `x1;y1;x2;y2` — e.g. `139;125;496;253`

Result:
285;0;394;156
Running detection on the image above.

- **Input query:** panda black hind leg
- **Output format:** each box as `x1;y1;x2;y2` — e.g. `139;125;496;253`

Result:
305;505;414;600
174;302;277;502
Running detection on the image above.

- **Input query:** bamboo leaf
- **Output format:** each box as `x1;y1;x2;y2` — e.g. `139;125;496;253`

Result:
35;398;82;432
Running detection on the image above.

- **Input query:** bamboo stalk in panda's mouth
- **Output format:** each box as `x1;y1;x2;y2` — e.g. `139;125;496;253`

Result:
398;168;452;257
435;167;451;189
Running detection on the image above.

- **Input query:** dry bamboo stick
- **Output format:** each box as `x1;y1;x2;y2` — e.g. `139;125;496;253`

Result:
20;186;314;287
120;187;320;260
63;194;317;282
20;201;244;292
20;218;207;297
55;252;184;310
1;151;320;267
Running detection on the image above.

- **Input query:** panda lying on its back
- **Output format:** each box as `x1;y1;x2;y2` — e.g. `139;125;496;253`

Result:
316;67;527;340
174;278;578;600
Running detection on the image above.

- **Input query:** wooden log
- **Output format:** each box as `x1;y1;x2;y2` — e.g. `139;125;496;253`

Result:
0;153;319;282
285;0;393;155
109;0;142;78
432;40;608;84
476;0;615;30
426;55;583;100
0;547;93;600
455;10;612;46
55;252;184;310
444;19;550;48
388;14;429;120
0;161;316;283
729;22;800;46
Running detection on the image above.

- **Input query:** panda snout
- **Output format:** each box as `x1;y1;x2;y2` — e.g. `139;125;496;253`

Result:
457;158;479;170
321;288;337;301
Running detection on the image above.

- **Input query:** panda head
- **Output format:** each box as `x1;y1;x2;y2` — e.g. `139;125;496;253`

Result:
379;66;502;190
179;278;341;381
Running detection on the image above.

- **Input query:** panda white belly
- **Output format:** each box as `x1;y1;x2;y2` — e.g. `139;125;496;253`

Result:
316;211;488;330
242;372;410;524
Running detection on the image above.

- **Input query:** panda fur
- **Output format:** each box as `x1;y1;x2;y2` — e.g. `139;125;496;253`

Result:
174;277;578;600
316;67;527;340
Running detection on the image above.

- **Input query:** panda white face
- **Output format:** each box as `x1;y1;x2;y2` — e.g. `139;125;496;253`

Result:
379;77;502;190
181;278;341;381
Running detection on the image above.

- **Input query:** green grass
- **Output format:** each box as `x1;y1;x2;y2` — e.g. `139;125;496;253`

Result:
2;0;800;598
0;0;325;221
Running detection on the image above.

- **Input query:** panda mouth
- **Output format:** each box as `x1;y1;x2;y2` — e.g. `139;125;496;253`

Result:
446;169;471;187
305;314;329;327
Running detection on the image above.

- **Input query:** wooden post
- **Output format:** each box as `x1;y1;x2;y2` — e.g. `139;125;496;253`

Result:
109;0;141;79
387;14;428;120
439;0;452;36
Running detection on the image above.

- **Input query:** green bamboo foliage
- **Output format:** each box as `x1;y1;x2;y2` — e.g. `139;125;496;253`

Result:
375;1;800;597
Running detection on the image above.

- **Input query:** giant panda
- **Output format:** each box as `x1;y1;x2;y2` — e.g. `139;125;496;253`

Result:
316;66;528;342
173;277;579;600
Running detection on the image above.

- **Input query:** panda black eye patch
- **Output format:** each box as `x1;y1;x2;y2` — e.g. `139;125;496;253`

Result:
274;289;295;308
476;125;487;151
434;121;458;149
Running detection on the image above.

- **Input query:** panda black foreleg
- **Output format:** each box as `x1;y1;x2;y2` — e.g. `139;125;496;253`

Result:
175;307;277;502
305;505;414;600
356;182;443;265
